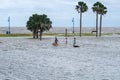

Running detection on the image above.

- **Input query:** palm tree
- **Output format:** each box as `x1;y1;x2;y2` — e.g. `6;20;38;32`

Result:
76;1;88;37
26;16;37;38
92;2;102;37
38;14;52;40
32;14;40;38
26;14;52;40
99;5;107;36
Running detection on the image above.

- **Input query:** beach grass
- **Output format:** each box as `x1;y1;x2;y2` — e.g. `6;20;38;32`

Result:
0;34;32;37
102;33;113;35
0;32;117;37
44;33;96;36
115;33;120;35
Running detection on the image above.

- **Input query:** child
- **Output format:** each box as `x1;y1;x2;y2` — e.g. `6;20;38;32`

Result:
73;37;79;47
73;37;76;46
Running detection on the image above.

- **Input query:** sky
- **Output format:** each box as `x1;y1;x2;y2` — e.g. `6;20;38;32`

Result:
0;0;120;27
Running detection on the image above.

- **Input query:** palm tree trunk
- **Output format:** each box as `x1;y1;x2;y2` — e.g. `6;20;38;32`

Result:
36;26;39;38
33;30;35;38
96;12;98;37
99;14;102;36
80;12;82;37
35;30;38;38
39;31;42;40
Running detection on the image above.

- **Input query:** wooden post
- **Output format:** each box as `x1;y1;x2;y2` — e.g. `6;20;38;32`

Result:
65;28;67;37
65;28;68;44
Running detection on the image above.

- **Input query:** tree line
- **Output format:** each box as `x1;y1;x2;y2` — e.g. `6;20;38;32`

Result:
26;1;107;40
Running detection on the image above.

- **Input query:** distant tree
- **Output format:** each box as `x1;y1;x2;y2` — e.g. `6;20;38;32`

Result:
76;1;88;37
99;5;107;36
26;14;52;40
92;2;103;37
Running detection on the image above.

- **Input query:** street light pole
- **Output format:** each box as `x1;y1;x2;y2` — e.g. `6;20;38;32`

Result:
72;17;74;33
8;16;10;34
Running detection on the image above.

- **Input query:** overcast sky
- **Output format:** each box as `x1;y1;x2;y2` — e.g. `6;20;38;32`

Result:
0;0;119;27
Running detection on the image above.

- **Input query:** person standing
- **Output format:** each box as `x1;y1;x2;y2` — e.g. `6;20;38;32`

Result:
73;37;76;46
65;37;67;44
73;37;79;47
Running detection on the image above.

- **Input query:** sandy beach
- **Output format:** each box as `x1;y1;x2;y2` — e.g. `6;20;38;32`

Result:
0;0;120;79
0;36;120;80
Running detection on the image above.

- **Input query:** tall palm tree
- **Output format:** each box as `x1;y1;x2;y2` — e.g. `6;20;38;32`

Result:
92;2;103;37
99;5;107;36
76;1;88;37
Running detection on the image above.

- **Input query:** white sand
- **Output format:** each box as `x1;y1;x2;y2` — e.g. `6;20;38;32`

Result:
0;36;120;80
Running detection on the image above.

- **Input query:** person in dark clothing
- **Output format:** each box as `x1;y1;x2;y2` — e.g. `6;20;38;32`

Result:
55;36;58;44
52;36;58;46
